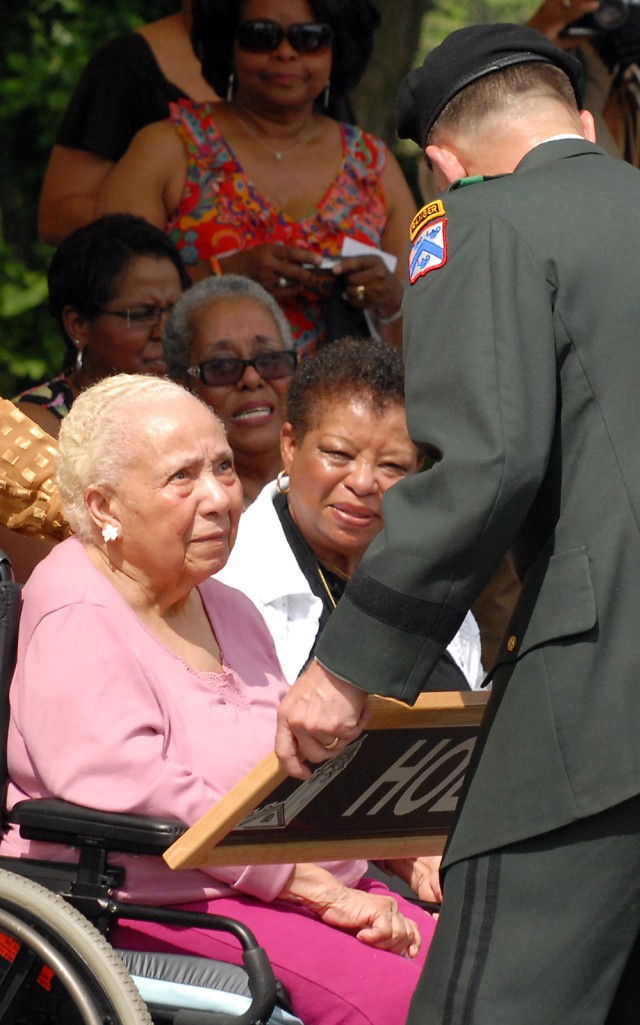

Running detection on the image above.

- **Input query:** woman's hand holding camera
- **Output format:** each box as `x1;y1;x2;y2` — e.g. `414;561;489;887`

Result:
218;244;323;297
335;255;403;321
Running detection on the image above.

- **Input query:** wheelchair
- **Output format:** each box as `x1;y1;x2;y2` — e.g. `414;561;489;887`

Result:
0;559;303;1025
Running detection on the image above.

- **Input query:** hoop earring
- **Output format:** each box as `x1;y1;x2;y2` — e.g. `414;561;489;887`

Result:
226;70;235;103
102;524;119;543
323;81;331;109
276;469;290;495
74;343;83;374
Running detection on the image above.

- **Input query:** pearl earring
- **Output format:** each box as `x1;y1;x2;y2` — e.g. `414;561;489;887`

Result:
102;524;119;543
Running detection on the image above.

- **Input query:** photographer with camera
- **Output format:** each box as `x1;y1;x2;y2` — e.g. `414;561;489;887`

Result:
529;0;640;163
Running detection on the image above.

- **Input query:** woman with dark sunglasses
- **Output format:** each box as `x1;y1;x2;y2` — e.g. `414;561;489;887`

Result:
96;0;417;356
164;275;297;507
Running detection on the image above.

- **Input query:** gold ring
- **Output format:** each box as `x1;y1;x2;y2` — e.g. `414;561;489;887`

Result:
323;736;340;750
355;285;366;302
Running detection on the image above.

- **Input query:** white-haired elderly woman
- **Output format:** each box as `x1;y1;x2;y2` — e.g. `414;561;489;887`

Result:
164;274;297;508
0;373;437;1025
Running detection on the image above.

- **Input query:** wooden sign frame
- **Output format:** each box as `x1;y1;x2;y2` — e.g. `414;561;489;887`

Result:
164;691;488;871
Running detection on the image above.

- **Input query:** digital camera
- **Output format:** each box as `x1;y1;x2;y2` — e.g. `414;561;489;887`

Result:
563;0;632;36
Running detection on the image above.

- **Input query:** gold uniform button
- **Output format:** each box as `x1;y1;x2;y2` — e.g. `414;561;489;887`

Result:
507;635;518;652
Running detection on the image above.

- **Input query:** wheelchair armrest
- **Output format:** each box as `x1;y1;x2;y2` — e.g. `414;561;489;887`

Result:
9;799;186;856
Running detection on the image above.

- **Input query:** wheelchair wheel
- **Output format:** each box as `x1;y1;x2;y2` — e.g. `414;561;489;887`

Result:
0;869;151;1024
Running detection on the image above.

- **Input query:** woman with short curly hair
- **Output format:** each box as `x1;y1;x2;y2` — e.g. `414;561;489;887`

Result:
218;337;484;690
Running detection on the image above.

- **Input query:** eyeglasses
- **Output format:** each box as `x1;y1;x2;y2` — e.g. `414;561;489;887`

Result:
95;305;174;329
236;19;334;54
187;350;298;387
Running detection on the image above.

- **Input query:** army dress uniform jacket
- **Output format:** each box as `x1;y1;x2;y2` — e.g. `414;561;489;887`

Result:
315;138;640;868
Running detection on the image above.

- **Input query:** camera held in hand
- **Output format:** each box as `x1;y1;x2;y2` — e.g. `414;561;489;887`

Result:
563;0;629;36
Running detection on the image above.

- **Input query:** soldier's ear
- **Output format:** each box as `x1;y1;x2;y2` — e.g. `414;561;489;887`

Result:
579;109;596;144
425;144;468;190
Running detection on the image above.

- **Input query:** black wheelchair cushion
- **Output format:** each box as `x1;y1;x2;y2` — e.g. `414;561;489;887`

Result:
11;797;185;854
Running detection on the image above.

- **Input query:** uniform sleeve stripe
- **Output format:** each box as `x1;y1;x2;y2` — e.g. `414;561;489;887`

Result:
345;570;463;644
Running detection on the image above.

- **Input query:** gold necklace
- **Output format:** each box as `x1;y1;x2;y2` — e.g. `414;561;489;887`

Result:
232;108;319;161
316;563;337;609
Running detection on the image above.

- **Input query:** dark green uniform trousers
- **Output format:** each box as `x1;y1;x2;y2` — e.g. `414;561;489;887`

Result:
409;794;640;1025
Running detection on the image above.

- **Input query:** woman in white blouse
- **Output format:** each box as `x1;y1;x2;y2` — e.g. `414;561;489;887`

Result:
218;336;484;688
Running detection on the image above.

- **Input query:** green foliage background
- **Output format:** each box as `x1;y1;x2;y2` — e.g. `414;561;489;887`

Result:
0;0;532;399
0;0;176;397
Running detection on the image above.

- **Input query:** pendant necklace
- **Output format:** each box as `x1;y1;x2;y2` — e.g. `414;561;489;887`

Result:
316;563;338;609
233;109;319;161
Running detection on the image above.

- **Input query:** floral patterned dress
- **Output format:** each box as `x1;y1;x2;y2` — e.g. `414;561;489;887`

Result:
167;101;389;356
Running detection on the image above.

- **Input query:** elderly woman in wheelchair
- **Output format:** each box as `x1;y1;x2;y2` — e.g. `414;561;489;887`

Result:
0;374;437;1025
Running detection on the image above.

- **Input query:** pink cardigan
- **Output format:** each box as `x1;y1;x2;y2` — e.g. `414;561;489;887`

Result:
1;538;366;903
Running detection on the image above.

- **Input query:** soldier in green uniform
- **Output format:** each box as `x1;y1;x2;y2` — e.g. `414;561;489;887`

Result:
275;23;640;1025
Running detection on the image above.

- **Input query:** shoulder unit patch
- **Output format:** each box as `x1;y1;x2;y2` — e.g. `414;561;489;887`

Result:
409;216;447;284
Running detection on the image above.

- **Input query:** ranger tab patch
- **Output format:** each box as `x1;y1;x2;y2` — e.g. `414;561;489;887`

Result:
409;215;447;284
409;200;446;241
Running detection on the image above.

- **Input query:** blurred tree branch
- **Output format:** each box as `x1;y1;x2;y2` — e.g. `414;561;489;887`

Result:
353;0;433;144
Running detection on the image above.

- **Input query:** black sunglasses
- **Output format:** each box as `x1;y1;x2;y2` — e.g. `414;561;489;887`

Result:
236;19;334;54
187;349;298;387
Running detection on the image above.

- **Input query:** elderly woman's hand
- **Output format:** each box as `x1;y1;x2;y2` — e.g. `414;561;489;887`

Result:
218;244;322;298
334;255;404;322
278;863;422;958
316;882;423;957
384;855;443;905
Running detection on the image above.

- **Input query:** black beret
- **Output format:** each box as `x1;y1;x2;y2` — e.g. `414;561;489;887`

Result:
397;22;584;148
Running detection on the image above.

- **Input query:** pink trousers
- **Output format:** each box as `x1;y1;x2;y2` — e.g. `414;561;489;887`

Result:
112;876;436;1025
